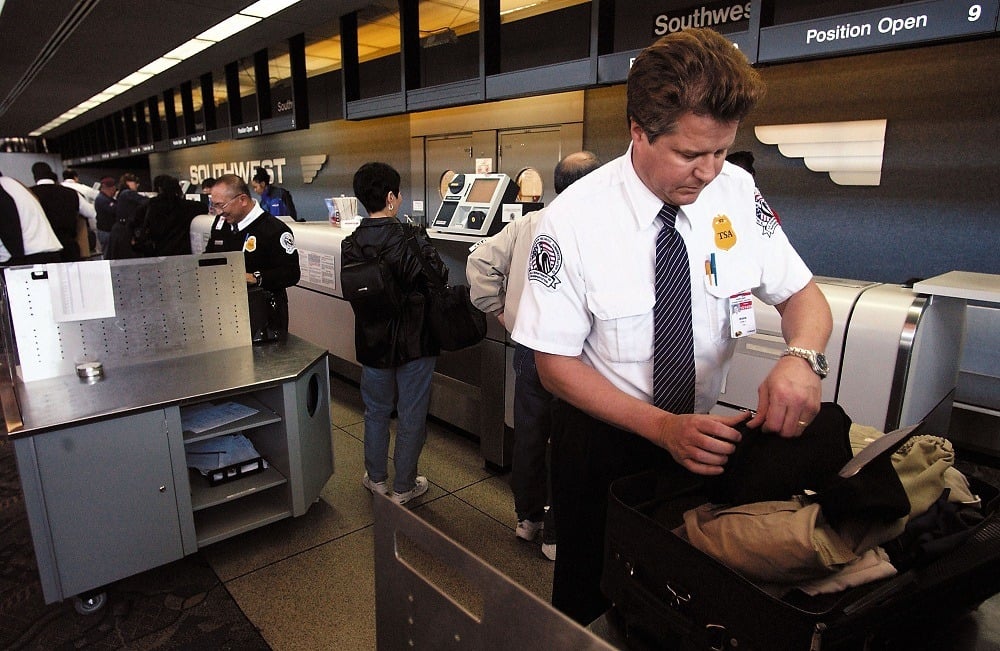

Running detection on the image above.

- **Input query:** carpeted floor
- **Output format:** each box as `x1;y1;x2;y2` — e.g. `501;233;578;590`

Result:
0;436;271;650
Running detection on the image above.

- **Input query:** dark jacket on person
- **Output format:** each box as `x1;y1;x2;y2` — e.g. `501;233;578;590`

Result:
204;209;300;337
0;185;22;259
205;210;300;290
106;189;149;259
144;195;204;256
341;217;448;368
30;182;81;261
94;192;117;232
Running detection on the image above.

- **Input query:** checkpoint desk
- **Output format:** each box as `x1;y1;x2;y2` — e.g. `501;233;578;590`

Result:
1;254;333;611
3;336;332;611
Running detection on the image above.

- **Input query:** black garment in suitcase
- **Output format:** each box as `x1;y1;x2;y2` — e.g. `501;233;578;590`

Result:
602;469;1000;651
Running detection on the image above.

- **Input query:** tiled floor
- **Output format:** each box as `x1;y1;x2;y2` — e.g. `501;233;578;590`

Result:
203;372;556;650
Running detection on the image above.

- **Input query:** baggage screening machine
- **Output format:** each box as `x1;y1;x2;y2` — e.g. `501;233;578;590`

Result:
431;173;520;237
714;277;966;435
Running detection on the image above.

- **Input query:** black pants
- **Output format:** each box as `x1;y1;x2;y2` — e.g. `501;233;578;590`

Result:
549;400;679;626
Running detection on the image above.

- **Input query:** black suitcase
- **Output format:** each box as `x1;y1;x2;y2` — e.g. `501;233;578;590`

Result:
602;468;1000;651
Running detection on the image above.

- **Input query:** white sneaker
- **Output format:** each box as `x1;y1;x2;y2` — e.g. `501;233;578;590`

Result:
515;519;543;542
541;542;557;561
391;476;429;505
362;472;388;496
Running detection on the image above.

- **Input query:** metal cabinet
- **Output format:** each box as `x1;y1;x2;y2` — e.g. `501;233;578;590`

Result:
16;410;183;600
9;340;333;606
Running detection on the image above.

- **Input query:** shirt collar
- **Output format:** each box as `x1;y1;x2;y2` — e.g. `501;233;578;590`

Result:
36;178;55;185
235;202;265;231
621;142;668;230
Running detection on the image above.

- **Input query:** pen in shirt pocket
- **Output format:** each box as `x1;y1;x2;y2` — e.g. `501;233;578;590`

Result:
704;253;718;286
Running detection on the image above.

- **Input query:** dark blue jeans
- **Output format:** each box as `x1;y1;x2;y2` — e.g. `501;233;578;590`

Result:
361;356;436;493
511;344;553;524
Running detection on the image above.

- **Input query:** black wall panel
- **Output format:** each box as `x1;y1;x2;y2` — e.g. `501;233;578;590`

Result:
583;37;999;283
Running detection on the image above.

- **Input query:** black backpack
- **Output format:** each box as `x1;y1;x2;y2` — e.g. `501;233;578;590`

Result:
341;251;404;320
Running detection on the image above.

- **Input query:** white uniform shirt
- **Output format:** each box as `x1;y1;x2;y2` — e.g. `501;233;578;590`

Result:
466;208;545;338
511;146;813;413
0;176;63;262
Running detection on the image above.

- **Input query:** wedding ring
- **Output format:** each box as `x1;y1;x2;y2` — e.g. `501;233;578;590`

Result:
797;420;809;427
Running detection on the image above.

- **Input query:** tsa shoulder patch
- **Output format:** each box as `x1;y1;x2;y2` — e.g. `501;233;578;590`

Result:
243;235;257;252
527;234;562;289
755;190;780;238
280;231;296;254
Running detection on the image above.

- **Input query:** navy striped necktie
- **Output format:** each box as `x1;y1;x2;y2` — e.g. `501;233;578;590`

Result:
652;204;696;414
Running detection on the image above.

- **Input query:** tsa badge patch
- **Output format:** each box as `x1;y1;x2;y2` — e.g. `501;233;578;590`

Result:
243;235;257;252
527;234;562;289
280;232;296;254
755;190;780;238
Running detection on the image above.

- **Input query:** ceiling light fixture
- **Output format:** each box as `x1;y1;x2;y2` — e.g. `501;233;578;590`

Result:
33;0;303;136
198;14;261;42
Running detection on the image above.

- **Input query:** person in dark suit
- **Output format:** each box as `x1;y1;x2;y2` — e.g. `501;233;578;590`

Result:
29;162;83;261
0;171;63;266
143;175;204;256
105;173;149;259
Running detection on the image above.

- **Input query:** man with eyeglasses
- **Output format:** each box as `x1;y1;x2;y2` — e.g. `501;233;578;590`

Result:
206;174;300;335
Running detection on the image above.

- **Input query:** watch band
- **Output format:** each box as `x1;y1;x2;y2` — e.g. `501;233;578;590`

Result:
782;346;828;378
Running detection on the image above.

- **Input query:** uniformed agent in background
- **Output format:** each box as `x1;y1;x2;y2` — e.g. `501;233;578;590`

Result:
205;174;300;332
251;166;300;222
511;27;833;625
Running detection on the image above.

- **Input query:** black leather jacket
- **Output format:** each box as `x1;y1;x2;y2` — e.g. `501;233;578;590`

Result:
341;217;448;368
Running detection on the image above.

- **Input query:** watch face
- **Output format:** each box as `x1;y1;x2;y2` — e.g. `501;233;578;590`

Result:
816;352;829;374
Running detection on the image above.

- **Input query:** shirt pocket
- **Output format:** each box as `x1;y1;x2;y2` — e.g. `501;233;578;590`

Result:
703;251;762;342
586;289;654;363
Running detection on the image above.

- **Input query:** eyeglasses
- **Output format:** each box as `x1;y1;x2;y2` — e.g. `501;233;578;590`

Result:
209;193;246;214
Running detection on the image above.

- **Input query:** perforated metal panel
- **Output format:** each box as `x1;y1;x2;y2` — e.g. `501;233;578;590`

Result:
4;253;251;382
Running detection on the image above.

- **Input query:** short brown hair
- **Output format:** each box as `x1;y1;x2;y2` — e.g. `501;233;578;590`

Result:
627;28;765;142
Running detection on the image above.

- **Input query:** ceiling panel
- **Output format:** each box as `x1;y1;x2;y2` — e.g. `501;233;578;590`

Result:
0;0;366;139
0;0;588;141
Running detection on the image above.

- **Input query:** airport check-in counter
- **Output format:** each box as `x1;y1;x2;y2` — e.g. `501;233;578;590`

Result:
715;276;968;439
189;216;512;469
914;272;1000;457
718;278;965;434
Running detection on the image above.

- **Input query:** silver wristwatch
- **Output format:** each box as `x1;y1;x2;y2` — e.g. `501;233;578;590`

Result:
782;346;829;379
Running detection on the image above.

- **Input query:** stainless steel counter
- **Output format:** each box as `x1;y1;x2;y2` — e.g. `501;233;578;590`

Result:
5;335;327;439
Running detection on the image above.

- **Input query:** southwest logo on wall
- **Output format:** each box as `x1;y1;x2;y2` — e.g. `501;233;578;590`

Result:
187;154;328;186
301;155;327;184
755;119;887;186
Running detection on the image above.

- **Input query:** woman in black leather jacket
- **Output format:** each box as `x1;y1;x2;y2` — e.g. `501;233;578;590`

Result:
341;162;448;506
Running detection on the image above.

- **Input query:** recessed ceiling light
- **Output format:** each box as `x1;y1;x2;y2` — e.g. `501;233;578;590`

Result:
242;0;301;19
198;14;261;42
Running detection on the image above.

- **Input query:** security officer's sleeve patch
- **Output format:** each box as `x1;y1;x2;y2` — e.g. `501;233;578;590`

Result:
527;234;562;289
755;190;780;238
280;231;296;254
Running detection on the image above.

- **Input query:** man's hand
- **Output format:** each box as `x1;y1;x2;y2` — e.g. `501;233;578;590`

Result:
650;411;750;475
746;355;822;437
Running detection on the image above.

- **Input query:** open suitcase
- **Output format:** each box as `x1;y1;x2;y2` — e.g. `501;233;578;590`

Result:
602;468;1000;651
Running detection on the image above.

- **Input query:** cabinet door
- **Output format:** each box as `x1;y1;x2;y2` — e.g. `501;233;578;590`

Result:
34;410;183;598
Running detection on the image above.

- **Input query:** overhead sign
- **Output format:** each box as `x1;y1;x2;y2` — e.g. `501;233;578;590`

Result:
233;122;262;139
653;2;752;37
758;0;1000;63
